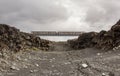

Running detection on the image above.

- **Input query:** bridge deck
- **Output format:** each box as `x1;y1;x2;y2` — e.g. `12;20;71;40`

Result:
31;31;83;36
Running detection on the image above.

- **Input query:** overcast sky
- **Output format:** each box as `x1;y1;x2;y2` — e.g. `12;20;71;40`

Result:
0;0;120;32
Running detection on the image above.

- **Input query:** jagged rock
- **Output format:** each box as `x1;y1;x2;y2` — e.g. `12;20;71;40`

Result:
0;24;50;52
68;32;97;49
68;20;120;50
92;30;114;50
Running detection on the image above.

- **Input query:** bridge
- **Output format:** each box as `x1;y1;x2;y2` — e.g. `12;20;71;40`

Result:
31;31;83;36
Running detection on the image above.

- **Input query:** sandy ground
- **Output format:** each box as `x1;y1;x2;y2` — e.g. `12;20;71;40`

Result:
0;42;120;76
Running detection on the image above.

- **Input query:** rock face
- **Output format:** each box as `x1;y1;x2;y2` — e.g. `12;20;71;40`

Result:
0;24;50;52
68;32;98;49
68;20;120;50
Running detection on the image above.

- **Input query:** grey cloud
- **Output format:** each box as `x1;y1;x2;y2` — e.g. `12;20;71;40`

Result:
86;0;120;23
0;0;22;14
71;0;120;31
0;0;69;25
0;0;119;33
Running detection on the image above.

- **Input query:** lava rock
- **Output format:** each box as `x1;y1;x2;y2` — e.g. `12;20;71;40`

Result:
68;20;120;50
68;32;97;49
0;24;50;52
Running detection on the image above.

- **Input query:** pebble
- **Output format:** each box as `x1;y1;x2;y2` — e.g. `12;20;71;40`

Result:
24;59;28;61
51;65;55;67
49;60;52;62
17;56;21;60
52;58;55;60
30;70;34;73
102;73;106;76
64;62;71;65
102;72;111;76
97;53;101;56
10;66;20;70
0;52;2;56
118;45;120;48
30;69;38;73
81;63;88;68
23;65;28;68
113;48;116;51
35;64;39;67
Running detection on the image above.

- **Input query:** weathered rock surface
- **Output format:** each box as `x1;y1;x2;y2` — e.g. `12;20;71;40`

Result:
0;24;50;52
68;20;120;50
68;32;97;49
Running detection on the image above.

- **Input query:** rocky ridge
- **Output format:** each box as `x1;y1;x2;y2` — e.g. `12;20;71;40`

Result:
68;20;120;51
0;24;50;52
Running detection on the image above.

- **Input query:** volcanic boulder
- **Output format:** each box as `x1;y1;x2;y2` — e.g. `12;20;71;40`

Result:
0;24;50;52
68;32;98;49
92;30;114;50
68;20;120;50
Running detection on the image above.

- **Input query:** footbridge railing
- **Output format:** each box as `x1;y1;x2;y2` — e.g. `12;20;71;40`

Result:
31;31;83;36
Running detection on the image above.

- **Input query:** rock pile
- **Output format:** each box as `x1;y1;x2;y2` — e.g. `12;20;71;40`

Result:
68;32;97;49
68;20;120;50
0;24;50;52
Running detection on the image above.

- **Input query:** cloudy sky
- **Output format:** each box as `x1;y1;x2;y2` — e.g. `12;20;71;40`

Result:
0;0;120;32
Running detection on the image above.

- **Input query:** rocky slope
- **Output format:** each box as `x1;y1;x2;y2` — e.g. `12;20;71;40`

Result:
68;20;120;51
0;24;50;52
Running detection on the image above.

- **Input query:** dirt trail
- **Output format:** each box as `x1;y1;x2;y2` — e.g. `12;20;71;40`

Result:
48;42;73;51
1;42;120;76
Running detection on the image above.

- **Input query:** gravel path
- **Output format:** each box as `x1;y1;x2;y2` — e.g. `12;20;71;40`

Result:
0;42;120;76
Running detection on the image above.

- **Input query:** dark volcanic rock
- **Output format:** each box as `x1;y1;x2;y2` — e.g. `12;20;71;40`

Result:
68;20;120;50
0;24;50;52
93;30;114;50
68;32;98;49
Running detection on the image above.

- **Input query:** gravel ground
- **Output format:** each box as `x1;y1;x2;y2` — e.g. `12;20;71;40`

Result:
0;42;120;76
